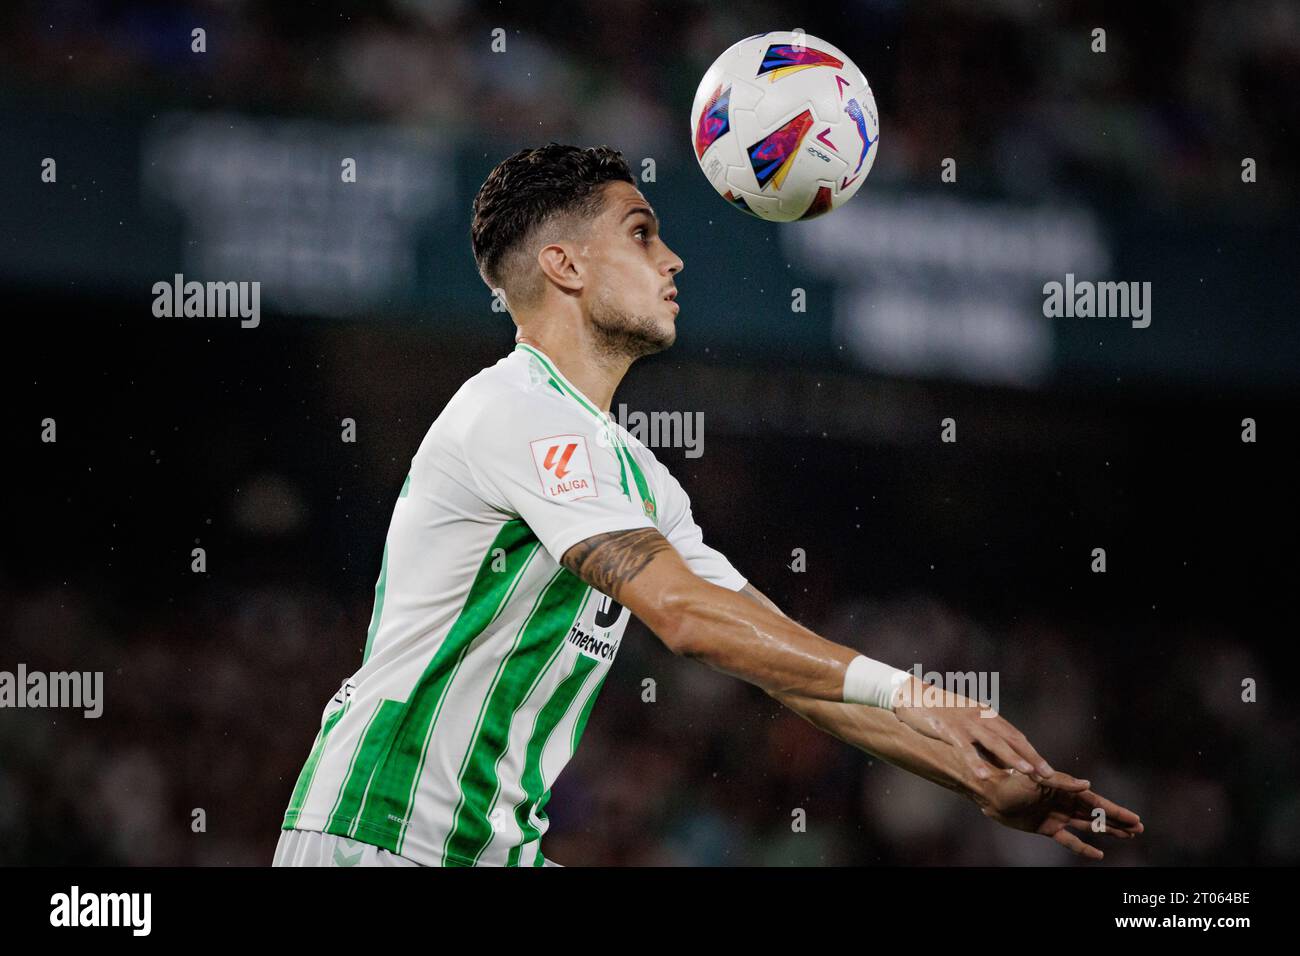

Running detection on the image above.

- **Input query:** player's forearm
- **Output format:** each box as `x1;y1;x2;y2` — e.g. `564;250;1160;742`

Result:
563;529;887;704
658;583;862;701
768;689;983;800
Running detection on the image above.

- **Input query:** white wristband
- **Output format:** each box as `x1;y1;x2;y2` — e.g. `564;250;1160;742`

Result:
843;655;912;710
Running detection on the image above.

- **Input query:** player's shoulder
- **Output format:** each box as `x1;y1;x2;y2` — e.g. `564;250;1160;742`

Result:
450;346;610;443
456;346;533;403
447;348;556;417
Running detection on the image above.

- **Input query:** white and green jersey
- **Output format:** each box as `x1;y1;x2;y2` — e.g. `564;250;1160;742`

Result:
281;343;745;866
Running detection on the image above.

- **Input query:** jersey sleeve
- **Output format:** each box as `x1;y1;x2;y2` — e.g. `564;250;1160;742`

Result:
653;460;748;591
462;393;656;565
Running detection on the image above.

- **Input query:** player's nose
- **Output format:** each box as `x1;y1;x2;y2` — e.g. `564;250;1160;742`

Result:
662;243;683;276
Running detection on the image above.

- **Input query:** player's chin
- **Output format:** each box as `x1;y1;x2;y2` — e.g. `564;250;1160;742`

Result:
640;306;676;340
661;301;680;328
652;314;678;348
632;323;675;359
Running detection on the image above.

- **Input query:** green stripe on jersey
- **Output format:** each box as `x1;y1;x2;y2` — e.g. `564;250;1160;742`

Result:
323;698;405;837
505;653;598;863
533;666;610;867
617;442;657;517
523;669;610;867
338;520;541;852
282;701;350;828
441;570;589;865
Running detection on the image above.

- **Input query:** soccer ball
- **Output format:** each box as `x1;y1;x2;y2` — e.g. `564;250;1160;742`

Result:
690;31;879;222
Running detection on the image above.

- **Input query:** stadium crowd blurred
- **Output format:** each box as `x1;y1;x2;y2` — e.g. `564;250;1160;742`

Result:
1;0;1296;210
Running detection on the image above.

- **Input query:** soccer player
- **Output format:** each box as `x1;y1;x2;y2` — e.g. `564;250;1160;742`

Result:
274;144;1142;867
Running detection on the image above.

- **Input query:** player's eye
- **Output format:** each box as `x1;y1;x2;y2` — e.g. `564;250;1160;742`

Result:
633;226;649;243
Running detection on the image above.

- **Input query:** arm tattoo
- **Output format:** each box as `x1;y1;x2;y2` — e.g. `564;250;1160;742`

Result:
561;528;673;601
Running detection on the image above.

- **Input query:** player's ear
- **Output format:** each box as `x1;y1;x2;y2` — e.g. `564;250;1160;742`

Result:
537;242;583;295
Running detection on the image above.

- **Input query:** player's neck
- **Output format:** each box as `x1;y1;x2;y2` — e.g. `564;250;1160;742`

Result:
515;333;629;414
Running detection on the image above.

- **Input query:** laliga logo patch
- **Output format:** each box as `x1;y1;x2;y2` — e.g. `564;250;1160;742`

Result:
530;435;597;501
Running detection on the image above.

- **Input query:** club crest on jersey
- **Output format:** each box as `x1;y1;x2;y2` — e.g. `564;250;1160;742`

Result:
530;435;597;501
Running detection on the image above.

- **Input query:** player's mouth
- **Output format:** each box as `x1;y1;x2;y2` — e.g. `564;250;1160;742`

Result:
663;287;679;313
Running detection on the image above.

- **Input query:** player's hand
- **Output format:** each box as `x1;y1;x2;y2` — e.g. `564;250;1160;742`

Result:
971;766;1145;860
890;677;1088;792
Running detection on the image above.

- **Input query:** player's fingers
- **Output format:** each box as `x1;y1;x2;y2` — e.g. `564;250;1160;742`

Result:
1065;793;1144;839
1053;828;1104;860
1084;813;1144;837
1074;790;1143;830
926;715;994;781
1074;807;1143;835
1034;768;1092;792
971;723;1048;778
986;717;1055;778
1064;817;1133;838
1071;813;1143;838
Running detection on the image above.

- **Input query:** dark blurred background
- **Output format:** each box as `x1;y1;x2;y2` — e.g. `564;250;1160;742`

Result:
1;0;1297;866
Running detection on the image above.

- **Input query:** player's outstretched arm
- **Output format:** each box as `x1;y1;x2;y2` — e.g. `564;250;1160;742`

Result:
740;585;1144;858
561;528;1082;791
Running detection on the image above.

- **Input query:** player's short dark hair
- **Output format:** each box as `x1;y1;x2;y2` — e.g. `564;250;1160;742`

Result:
470;143;635;309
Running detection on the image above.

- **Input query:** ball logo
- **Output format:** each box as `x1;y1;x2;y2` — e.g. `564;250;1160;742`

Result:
530;435;597;502
694;83;731;159
755;44;844;82
748;109;814;191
